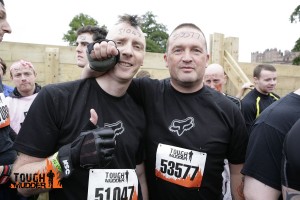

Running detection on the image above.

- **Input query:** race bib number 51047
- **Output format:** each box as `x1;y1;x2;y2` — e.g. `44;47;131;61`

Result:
155;143;207;188
87;169;138;200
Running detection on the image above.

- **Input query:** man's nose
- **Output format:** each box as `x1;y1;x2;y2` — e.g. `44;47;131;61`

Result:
2;20;12;34
120;43;134;56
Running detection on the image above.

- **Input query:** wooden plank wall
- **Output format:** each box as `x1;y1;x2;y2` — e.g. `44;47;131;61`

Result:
0;40;299;98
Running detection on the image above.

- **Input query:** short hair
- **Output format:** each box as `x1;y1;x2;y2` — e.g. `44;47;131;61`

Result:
76;25;108;42
117;14;141;28
166;23;207;52
0;57;7;75
253;64;276;78
136;70;151;78
0;0;4;6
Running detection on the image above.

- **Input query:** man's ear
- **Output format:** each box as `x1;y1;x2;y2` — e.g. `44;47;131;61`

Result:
253;77;258;84
164;54;168;68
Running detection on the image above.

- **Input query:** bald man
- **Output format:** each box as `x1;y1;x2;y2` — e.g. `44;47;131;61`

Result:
204;63;227;91
204;63;241;109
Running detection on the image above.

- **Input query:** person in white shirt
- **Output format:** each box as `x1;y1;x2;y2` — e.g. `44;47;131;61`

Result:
6;59;41;135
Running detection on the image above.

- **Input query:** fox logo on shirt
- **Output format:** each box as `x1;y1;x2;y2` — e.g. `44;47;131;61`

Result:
104;120;124;138
169;117;195;136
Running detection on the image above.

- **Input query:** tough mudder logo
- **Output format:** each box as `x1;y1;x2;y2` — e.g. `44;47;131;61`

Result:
104;120;124;138
169;148;193;162
104;171;129;183
169;117;195;136
11;159;62;189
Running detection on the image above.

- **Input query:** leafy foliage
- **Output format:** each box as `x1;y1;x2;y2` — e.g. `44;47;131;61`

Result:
292;37;300;52
293;56;300;65
290;5;300;65
141;12;169;53
62;13;106;46
290;5;300;23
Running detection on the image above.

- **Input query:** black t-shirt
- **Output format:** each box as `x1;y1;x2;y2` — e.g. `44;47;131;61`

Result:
14;78;145;200
242;92;300;190
225;93;241;110
282;118;300;191
128;78;248;200
241;88;279;132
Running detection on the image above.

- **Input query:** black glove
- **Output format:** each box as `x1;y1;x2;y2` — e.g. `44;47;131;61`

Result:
58;127;115;178
87;39;120;72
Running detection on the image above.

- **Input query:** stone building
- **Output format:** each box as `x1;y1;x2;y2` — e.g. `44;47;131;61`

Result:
251;48;300;64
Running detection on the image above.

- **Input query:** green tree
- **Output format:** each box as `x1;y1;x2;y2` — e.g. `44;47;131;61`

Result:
62;13;106;46
292;38;300;52
292;38;300;65
141;12;169;53
290;5;300;23
290;5;300;65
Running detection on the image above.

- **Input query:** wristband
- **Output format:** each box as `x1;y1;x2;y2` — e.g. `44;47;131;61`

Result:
51;152;62;173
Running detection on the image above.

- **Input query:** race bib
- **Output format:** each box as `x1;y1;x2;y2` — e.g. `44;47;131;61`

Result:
0;93;10;128
87;169;138;200
155;143;207;188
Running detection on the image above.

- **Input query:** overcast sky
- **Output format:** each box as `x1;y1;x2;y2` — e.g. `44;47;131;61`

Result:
3;0;299;62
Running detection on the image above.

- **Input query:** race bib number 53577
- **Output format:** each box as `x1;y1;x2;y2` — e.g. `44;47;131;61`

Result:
155;143;207;188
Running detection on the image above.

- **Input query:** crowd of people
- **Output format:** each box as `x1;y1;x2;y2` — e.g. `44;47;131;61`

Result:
0;0;299;199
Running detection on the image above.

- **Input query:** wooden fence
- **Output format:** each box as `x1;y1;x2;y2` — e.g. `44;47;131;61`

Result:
1;34;299;98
